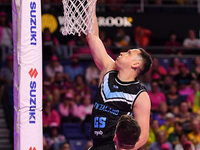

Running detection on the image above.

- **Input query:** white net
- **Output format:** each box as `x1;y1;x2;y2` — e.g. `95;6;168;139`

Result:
62;0;97;36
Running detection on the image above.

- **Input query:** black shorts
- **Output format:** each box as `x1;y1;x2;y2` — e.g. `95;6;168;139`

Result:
89;142;116;150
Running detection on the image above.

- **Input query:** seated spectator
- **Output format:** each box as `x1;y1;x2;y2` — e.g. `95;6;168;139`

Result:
160;113;176;137
42;28;59;60
43;100;60;132
188;119;200;148
164;32;182;55
171;106;180;117
183;30;200;50
149;130;173;150
43;84;53;103
176;102;195;133
151;57;167;79
167;122;183;148
64;54;84;82
74;34;91;54
153;102;168;126
99;30;113;55
174;133;195;150
174;63;194;97
186;81;200;113
85;62;100;85
148;80;166;112
50;72;70;104
44;122;66;150
78;93;93;121
167;57;180;79
58;92;81;123
140;72;152;92
190;56;200;80
99;30;112;47
68;34;87;47
60;142;71;150
166;84;182;112
161;75;173;93
147;119;160;148
45;55;63;82
114;28;131;49
73;75;91;105
135;26;152;48
43;28;59;47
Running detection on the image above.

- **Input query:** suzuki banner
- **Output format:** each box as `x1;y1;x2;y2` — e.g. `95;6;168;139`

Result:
12;0;42;150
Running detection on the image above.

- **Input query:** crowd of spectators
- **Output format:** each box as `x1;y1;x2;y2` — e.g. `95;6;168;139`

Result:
136;56;200;150
40;25;200;58
40;36;200;150
39;52;200;150
41;53;98;150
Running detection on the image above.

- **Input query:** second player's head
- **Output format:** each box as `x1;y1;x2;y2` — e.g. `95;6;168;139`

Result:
114;115;141;150
115;48;152;76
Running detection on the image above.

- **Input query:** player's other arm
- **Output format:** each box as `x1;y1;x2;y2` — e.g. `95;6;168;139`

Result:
86;7;114;72
133;92;151;150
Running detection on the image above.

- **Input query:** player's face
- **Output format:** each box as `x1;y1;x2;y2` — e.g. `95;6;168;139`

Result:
115;49;141;70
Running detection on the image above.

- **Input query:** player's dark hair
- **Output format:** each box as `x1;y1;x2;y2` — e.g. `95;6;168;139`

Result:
116;115;141;149
138;48;152;75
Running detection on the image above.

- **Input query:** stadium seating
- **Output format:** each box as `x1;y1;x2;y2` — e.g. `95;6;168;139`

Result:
69;139;88;150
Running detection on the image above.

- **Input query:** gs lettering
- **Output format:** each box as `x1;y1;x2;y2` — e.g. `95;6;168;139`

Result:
94;117;106;128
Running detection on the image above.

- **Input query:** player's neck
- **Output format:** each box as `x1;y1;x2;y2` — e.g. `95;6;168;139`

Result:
117;70;137;82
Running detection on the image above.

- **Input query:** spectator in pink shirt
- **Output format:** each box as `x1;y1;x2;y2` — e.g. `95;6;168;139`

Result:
149;81;166;112
43;100;60;132
78;93;93;121
58;92;81;123
150;58;167;77
150;58;167;86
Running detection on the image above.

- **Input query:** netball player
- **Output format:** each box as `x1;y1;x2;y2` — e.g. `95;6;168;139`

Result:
114;115;141;150
86;4;152;150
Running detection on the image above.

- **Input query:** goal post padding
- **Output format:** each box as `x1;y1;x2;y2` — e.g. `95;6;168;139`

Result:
12;0;43;149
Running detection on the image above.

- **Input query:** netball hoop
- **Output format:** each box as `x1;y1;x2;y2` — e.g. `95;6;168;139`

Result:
62;0;97;36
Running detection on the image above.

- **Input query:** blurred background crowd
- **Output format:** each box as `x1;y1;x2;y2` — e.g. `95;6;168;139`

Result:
1;0;200;150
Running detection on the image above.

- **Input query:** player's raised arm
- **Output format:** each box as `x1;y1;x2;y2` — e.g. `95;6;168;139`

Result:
86;5;114;72
133;92;151;150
